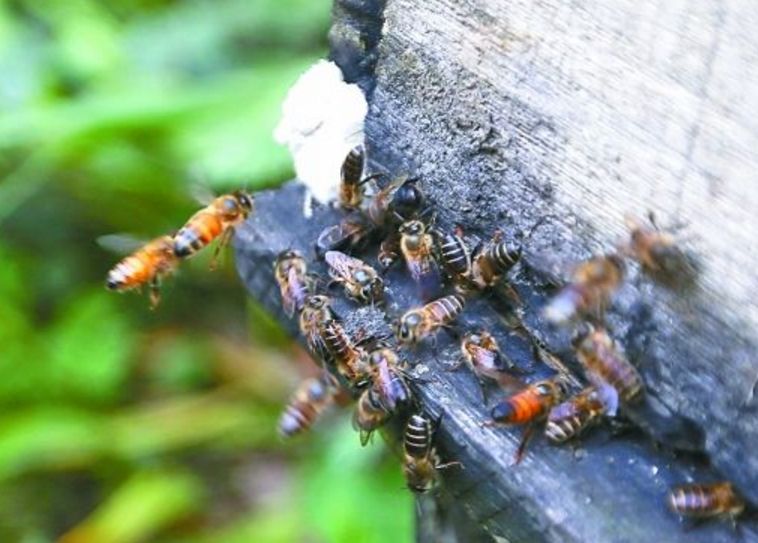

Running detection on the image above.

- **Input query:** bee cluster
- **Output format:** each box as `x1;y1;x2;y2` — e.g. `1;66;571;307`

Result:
103;144;746;527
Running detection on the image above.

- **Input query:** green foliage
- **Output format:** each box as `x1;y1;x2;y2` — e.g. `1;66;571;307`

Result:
0;1;414;542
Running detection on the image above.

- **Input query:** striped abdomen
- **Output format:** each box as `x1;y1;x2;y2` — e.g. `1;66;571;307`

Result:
106;236;175;291
579;337;643;403
173;209;225;257
483;241;520;275
427;294;465;326
404;414;434;459
437;231;472;278
322;321;368;384
339;145;365;208
278;375;336;438
668;483;745;518
545;387;605;443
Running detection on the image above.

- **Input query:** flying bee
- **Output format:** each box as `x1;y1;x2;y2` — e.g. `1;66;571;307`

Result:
667;482;745;526
338;145;384;210
100;234;179;309
545;385;609;444
403;414;459;493
274;250;312;317
322;320;371;387
435;226;474;287
315;211;375;257
394;294;466;346
173;190;254;266
365;175;424;227
471;230;522;289
488;377;569;463
352;386;392;446
572;323;643;409
278;373;340;438
324;251;384;305
298;295;338;363
399;219;441;300
543;254;625;324
367;347;413;412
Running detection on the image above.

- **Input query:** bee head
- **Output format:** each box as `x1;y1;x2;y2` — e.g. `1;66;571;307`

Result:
391;177;424;217
235;191;255;213
305;295;328;310
396;312;422;343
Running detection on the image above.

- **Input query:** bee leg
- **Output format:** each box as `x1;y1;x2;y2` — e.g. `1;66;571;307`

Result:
436;460;463;471
359;172;386;186
477;379;491;405
501;283;523;307
148;277;162;310
210;227;233;270
513;423;537;465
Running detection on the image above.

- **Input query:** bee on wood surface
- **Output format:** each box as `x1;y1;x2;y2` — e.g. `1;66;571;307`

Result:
456;331;523;395
100;234;179;309
315;211;375;257
403;414;459;493
543;254;625;325
667;482;745;526
173;190;254;266
278;373;340;438
352;386;392;446
394;294;466;346
488;377;569;463
399;219;441;300
435;226;474;288
471;230;522;289
298;295;339;363
544;385;609;443
338;145;383;210
322;319;371;387
367;346;412;412
324;250;384;305
572;323;643;409
274;250;312;317
365;175;424;227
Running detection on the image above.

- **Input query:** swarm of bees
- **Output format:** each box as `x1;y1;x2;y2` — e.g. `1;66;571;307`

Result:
101;144;746;526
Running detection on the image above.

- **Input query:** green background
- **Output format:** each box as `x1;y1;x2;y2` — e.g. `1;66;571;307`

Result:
0;1;412;541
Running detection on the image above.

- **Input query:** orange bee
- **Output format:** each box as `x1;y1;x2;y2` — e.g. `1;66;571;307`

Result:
173;190;254;265
100;234;179;309
487;377;569;463
667;482;745;526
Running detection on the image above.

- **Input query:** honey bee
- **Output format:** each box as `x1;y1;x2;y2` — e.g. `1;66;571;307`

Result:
173;191;254;266
622;213;695;285
321;320;371;387
572;323;643;408
435;227;473;287
488;377;569;463
324;250;384;305
278;373;339;438
338;145;383;210
399;219;441;300
377;235;401;269
471;231;522;289
403;414;459;493
365;175;424;227
315;211;375;257
544;385;609;444
543;254;625;324
298;295;339;363
667;482;745;525
457;331;522;391
367;346;412;412
274;250;312;317
352;386;392;446
100;234;179;309
394;294;466;346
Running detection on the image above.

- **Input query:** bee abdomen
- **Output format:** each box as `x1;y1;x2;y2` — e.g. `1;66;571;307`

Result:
667;483;744;518
428;294;465;323
404;414;433;459
487;241;521;273
341;145;364;185
545;415;591;443
278;404;316;438
438;233;471;276
173;227;206;257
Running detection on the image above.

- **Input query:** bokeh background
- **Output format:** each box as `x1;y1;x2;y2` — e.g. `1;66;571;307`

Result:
0;1;412;541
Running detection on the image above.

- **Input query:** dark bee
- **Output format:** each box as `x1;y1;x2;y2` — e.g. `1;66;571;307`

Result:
668;482;745;524
543;254;625;324
316;211;375;257
471;230;522;289
399;219;441;300
572;323;643;409
173;191;254;265
278;373;339;438
435;227;473;286
338;145;383;210
545;385;609;444
488;377;569;463
101;234;179;309
394;294;466;346
321;320;371;387
274;250;312;317
365;176;424;227
368;347;412;412
325;250;384;305
352;386;391;446
298;295;338;363
403;414;459;493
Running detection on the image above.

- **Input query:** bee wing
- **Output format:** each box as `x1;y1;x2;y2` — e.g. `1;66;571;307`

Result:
285;266;307;315
189;183;217;206
470;344;499;372
407;257;442;301
324;251;359;279
96;234;146;255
